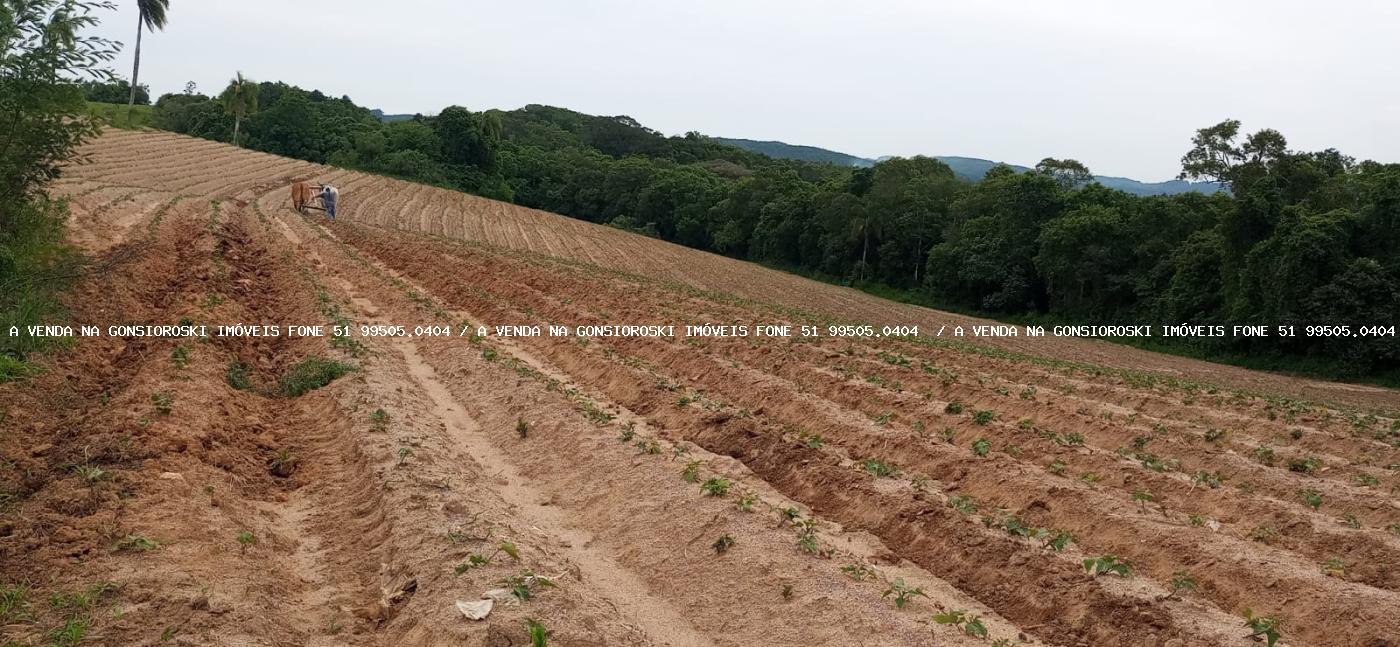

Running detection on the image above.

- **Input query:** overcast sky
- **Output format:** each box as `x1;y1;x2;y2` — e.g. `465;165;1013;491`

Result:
90;0;1398;181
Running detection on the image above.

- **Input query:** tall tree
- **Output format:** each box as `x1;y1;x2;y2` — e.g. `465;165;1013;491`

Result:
219;71;258;145
1035;157;1093;190
127;0;169;113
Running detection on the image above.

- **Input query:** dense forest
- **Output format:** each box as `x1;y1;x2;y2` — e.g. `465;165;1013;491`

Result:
131;81;1398;377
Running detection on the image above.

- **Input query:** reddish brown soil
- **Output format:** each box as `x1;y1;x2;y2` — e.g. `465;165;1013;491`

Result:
3;129;1397;646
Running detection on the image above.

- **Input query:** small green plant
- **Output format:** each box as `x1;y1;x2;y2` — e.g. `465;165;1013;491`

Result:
944;402;963;415
873;410;894;426
170;344;191;368
862;458;898;477
1057;431;1085;446
1321;556;1345;576
268;448;298;478
225;361;252;390
932;610;988;638
778;506;801;524
618;427;636;442
736;494;757;512
1048;459;1067;475
1192;470;1225;489
236;531;257;554
516;418;530;438
793;518;820;554
151;391;174;415
712;534;735;554
1204;428;1228;443
948;495;977;515
370;408;389;431
1249;525;1280;544
675;395;692;407
1188;514;1206;527
972;438;991;457
1082;554;1132;577
1340;514;1361;529
113;534;160;552
1131;489;1154;512
1299;488;1323;510
938;427;956;443
1044;530;1073;551
681;460;702;483
454;552;493;575
527;618;550;647
799;431;824;449
1288;456;1322;474
397;447;414;465
1242;609;1282;647
279;356;355;396
841;563;875;581
635;439;660;454
972;410;995;425
73;464;106;483
1354;473;1380;487
882;578;927;609
700;477;731;496
499;571;557;601
1252;445;1276;466
781;584;794;600
1166;571;1196;599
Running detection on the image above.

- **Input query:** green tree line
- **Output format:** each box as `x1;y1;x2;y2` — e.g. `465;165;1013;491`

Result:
150;83;1400;378
2;0;120;379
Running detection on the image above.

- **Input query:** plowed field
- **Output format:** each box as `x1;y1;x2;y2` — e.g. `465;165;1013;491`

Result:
4;129;1398;646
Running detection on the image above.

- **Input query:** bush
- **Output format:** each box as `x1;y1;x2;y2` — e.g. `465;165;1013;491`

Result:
278;356;355;396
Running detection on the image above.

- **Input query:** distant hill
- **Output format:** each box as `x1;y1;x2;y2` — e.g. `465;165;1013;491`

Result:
713;138;875;168
719;138;1223;196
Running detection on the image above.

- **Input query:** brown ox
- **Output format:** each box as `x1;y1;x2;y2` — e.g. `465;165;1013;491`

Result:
290;181;318;213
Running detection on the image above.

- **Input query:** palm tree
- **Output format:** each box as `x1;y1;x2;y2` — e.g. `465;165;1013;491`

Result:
219;72;259;145
128;0;170;114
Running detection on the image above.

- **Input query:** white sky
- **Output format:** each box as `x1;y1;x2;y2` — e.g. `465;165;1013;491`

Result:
90;0;1399;181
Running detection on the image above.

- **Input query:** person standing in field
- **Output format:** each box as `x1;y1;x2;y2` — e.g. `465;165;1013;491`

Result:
320;184;339;220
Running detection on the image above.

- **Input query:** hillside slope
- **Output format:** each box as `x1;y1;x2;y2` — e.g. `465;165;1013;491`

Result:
4;128;1395;647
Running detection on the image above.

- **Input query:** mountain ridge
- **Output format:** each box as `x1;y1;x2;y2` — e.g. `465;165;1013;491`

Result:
714;137;1223;196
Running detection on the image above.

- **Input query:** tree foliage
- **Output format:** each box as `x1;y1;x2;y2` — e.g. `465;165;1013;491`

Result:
1;0;118;370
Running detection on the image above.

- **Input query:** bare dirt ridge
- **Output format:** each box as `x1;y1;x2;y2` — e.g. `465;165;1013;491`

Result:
2;129;1397;646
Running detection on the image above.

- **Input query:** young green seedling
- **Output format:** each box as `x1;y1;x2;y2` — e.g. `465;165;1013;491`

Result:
712;534;735;554
1082;554;1131;578
932;610;988;638
526;619;550;647
681;460;702;483
700;478;731;497
236;531;257;554
882;578;927;609
1242;609;1282;647
862;458;898;478
1166;571;1196;599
